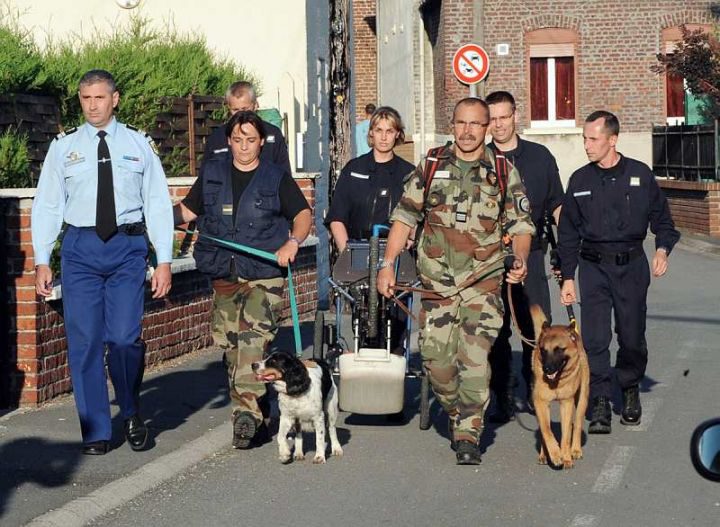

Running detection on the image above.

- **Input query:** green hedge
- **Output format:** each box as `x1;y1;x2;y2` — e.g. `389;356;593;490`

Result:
1;10;256;133
0;128;31;188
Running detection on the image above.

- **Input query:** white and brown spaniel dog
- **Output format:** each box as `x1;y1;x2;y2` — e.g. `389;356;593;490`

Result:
252;352;343;464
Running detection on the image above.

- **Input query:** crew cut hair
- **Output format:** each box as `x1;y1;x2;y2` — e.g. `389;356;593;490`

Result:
451;97;489;122
226;81;257;102
486;91;516;111
586;110;620;136
79;69;117;92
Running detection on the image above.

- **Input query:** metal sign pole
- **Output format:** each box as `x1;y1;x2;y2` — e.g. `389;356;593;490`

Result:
469;83;478;98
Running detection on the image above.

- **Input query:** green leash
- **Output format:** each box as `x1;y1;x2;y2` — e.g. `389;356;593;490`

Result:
179;229;303;357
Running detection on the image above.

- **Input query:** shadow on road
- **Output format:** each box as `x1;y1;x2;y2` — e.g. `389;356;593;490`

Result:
0;438;81;518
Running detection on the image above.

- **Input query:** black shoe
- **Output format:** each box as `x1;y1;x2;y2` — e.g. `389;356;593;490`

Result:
82;440;110;455
455;440;482;465
620;385;642;426
124;415;149;451
588;396;612;434
232;412;258;449
488;390;516;423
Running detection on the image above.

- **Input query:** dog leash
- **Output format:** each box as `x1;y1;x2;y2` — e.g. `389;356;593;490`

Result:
177;229;303;357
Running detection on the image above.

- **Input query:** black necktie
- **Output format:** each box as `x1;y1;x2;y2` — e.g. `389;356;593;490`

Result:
96;130;117;241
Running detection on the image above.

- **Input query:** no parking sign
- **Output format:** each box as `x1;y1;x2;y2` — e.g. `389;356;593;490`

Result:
452;43;490;85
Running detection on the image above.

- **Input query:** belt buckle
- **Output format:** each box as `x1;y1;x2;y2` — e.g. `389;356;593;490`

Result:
615;252;630;265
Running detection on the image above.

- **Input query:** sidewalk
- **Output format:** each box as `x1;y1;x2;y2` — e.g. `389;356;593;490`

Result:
673;229;720;257
0;324;315;527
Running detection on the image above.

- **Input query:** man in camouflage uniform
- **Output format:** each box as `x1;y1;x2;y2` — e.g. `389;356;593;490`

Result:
377;98;535;464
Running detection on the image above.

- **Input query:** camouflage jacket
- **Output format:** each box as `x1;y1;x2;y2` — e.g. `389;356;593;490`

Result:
390;144;535;298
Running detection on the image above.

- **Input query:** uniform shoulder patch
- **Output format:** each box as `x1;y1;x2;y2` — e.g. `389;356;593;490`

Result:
126;123;160;155
55;127;77;140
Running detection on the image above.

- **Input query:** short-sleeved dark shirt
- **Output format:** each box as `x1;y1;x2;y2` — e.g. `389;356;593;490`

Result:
489;136;564;251
325;152;415;239
183;162;309;222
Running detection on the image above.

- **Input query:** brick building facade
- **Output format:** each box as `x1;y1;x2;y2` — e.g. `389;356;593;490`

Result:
350;0;719;236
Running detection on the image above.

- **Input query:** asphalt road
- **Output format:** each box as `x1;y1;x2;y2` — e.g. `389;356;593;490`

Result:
88;238;720;527
3;236;718;527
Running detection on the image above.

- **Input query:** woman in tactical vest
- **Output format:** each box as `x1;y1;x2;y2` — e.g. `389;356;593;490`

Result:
174;111;311;449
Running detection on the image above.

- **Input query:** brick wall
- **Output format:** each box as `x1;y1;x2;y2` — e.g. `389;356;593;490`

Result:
352;0;378;122
658;180;720;237
0;176;319;408
482;0;715;132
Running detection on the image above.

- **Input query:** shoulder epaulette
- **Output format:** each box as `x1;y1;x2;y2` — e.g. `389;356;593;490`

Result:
126;123;160;155
55;127;77;140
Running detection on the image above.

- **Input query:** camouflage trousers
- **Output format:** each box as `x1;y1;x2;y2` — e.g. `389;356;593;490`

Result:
419;281;504;443
212;276;285;421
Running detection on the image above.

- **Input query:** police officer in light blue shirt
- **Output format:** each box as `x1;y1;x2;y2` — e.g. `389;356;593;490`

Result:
31;69;174;455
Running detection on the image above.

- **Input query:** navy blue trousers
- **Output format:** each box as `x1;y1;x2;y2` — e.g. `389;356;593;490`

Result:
60;226;148;443
578;254;650;400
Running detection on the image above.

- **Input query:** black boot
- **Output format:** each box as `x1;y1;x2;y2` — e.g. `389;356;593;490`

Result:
455;440;482;465
620;385;642;426
588;396;612;434
232;412;259;449
488;388;516;423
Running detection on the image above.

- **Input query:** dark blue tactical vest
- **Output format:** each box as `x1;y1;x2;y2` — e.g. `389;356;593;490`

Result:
193;155;289;280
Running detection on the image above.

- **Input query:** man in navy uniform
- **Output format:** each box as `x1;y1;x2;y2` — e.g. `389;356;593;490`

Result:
32;69;174;455
485;91;565;422
558;110;680;434
204;81;291;176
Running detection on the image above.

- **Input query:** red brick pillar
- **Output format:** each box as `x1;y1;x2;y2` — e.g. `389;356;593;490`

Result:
352;0;378;122
1;193;68;407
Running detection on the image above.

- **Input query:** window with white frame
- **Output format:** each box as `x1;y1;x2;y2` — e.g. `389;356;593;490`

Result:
529;43;576;128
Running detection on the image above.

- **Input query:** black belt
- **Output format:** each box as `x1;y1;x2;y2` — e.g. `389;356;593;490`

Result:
70;222;146;236
579;245;643;266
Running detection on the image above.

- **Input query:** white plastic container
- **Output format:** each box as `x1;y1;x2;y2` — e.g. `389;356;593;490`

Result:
338;348;406;414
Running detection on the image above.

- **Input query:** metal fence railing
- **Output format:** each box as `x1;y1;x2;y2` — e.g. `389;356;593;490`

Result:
652;123;718;182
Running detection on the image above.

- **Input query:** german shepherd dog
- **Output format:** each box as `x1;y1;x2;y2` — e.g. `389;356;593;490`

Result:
530;305;590;469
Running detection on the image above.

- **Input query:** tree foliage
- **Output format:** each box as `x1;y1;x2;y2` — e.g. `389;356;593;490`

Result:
655;25;720;116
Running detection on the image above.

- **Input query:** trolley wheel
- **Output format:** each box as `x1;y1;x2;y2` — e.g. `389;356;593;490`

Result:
313;310;326;360
419;372;432;430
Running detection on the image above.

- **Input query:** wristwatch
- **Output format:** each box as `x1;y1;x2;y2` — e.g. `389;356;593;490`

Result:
288;236;302;246
377;258;395;270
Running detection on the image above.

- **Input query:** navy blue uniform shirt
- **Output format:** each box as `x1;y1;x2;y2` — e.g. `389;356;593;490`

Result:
489;137;564;251
204;120;291;176
557;155;680;278
325;152;415;239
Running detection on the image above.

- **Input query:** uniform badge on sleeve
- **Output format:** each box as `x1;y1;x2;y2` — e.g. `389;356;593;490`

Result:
266;135;276;143
517;195;531;213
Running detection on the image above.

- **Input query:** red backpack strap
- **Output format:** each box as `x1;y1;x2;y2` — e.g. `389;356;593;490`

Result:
422;144;447;201
492;148;508;195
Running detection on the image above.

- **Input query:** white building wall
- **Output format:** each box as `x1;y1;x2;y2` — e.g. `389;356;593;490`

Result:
15;0;328;171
